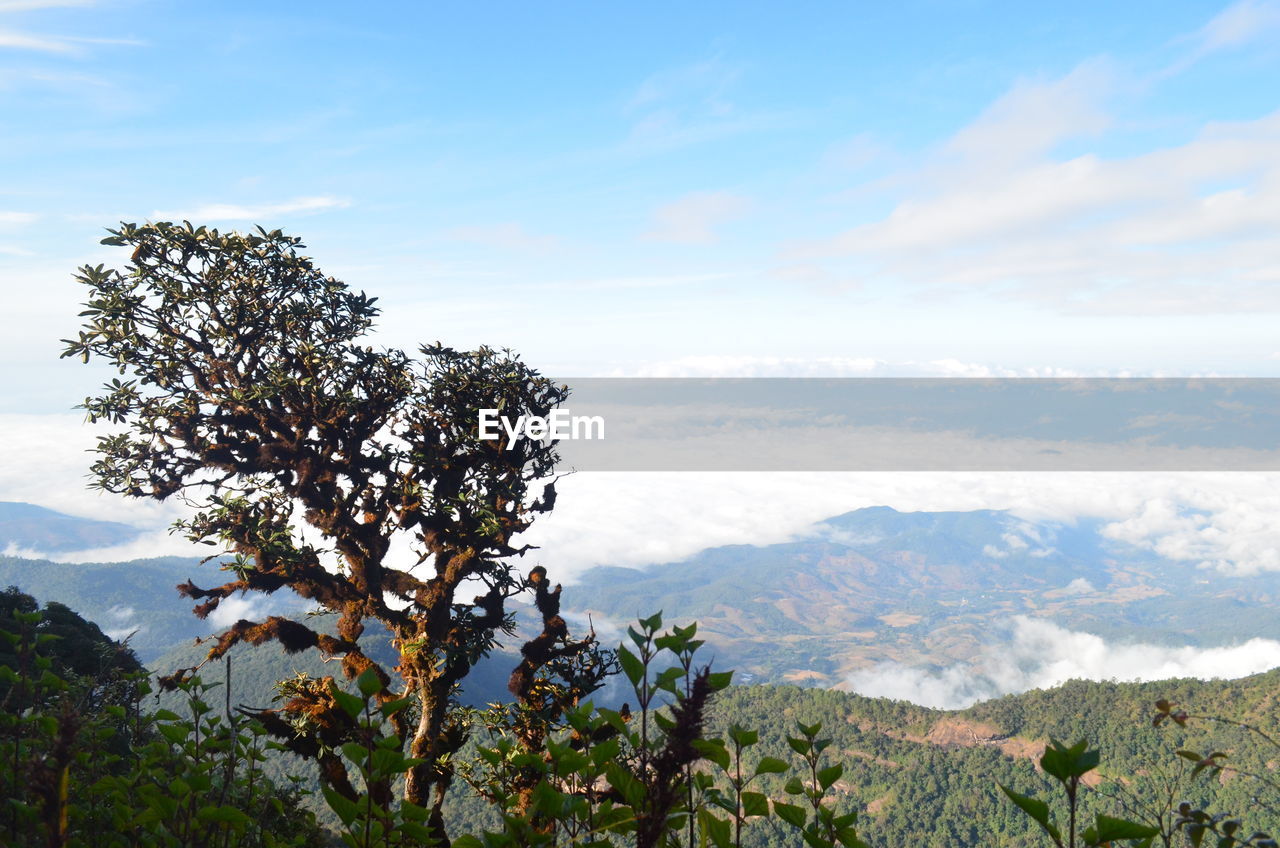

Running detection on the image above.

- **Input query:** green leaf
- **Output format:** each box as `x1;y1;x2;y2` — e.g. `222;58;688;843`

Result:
818;763;844;790
321;786;359;826
700;809;733;848
618;646;644;687
694;738;730;771
1040;738;1098;783
379;696;414;718
340;742;370;765
836;827;867;848
755;756;790;776
197;806;252;827
999;784;1062;844
604;762;645;807
331;686;364;720
1085;815;1160;846
788;736;811;756
356;667;383;698
706;670;734;691
774;802;807;828
742;791;770;818
157;723;188;744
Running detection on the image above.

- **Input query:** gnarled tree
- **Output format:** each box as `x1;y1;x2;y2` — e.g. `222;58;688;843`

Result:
62;221;609;844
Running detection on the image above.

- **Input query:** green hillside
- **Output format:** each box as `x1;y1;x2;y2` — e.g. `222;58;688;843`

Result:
435;669;1280;847
158;607;1280;848
0;553;309;662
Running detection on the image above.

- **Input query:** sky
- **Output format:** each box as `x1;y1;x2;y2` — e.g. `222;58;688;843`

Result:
5;1;1280;697
5;0;1280;409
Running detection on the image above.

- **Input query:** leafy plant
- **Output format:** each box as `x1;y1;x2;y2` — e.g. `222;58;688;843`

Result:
1001;738;1159;848
443;613;862;848
1152;699;1280;848
1;600;323;847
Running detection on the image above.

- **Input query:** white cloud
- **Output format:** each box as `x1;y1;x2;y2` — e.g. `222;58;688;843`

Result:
207;594;270;628
0;211;37;226
523;471;1280;582
846;616;1280;709
617;355;884;378
152;196;350;223
1061;577;1096;594
42;528;205;563
946;61;1112;165
807;61;1280;315
643;191;751;244
0;2;135;57
0;414;185;526
1193;0;1280;54
1102;493;1280;575
0;1;96;11
101;603;143;641
612;355;1099;378
0;27;76;53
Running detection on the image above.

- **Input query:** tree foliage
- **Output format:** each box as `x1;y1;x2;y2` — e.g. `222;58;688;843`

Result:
62;221;608;843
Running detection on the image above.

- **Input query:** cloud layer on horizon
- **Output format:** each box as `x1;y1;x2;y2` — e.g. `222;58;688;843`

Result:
845;616;1280;710
3;411;1280;580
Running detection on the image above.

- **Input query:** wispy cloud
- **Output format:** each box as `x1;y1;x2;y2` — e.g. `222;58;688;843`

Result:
0;2;140;57
643;191;751;244
613;355;1101;378
1193;0;1280;54
622;53;786;152
629;54;740;112
442;222;560;253
0;27;73;53
0;211;37;226
152;196;351;223
0;1;97;11
945;60;1113;165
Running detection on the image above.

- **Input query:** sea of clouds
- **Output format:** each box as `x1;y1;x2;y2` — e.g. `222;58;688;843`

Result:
6;411;1280;707
845;616;1280;710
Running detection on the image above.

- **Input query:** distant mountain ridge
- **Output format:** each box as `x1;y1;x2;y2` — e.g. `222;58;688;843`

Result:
5;502;1280;695
565;506;1280;685
0;501;141;553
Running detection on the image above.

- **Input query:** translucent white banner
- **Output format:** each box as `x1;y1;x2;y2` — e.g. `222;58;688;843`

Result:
528;379;1280;471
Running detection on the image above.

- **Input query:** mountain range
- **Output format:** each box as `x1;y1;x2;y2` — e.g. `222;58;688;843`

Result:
3;500;1277;693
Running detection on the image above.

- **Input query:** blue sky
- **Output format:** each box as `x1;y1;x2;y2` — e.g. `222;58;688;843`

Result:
3;0;1280;412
